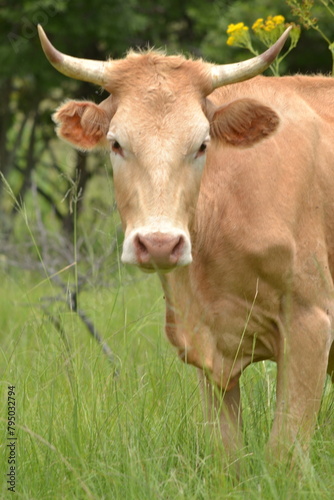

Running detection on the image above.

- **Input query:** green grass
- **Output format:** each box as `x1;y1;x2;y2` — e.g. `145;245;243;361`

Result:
1;268;334;499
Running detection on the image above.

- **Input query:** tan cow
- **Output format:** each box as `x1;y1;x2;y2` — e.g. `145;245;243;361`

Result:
38;25;334;461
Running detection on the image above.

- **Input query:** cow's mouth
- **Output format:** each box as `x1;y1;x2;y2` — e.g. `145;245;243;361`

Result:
136;261;179;274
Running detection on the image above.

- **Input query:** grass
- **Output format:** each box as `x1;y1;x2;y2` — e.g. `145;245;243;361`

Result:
1;266;334;499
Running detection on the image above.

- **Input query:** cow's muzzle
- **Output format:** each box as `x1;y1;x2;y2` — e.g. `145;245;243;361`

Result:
121;229;192;272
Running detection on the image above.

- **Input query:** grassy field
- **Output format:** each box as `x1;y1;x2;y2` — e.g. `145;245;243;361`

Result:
1;266;334;499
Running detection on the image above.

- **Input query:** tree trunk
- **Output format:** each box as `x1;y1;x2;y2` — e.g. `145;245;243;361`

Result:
12;107;39;212
0;78;13;180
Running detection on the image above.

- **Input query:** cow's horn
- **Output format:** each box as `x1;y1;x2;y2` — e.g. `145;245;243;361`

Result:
37;25;109;86
210;26;292;89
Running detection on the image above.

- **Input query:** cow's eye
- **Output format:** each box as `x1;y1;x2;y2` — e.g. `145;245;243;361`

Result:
196;142;208;158
111;140;123;156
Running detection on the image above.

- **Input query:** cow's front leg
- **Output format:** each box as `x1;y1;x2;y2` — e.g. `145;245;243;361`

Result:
198;369;243;455
268;305;331;461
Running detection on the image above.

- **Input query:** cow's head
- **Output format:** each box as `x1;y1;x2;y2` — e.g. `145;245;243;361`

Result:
38;26;289;273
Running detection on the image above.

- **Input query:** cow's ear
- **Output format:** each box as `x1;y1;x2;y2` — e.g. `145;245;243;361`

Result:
210;98;279;147
53;100;112;150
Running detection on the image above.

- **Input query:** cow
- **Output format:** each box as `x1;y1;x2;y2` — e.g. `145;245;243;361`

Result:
38;25;334;461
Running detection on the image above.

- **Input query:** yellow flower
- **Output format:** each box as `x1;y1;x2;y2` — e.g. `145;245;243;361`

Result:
252;18;264;31
226;14;300;76
227;22;249;35
226;22;250;48
227;36;235;46
265;20;276;31
272;15;285;25
253;15;286;33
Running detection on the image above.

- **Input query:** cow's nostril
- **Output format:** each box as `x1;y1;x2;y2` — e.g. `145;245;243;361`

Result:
136;235;148;254
171;236;185;261
134;235;150;263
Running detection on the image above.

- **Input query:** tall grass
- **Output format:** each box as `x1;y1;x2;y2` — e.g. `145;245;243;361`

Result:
1;166;333;499
1;266;333;499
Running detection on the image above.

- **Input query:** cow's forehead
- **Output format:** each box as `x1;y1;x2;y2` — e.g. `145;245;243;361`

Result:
105;53;211;150
104;50;212;97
